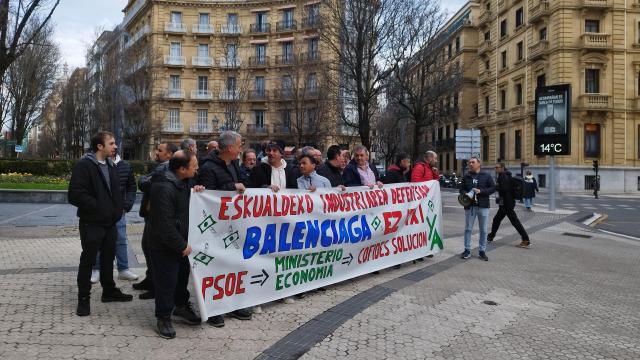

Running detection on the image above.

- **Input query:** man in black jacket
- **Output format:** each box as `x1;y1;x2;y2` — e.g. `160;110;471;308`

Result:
317;145;344;187
150;150;202;338
68;131;133;317
249;142;297;190
487;163;530;248
133;142;179;299
459;157;496;261
382;153;410;184
342;145;383;188
195;131;252;327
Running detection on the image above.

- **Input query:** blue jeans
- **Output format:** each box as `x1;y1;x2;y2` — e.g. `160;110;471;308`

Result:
94;214;129;271
464;206;489;252
524;198;533;208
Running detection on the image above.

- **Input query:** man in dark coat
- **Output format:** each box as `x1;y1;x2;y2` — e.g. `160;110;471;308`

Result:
317;145;344;187
382;153;410;184
487;163;531;248
249;142;297;190
342;145;382;188
68;131;133;317
459;157;496;261
195;131;252;327
150;150;202;338
239;149;257;183
133;142;179;300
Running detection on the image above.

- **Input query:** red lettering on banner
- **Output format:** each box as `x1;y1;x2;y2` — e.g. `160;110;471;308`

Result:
383;211;402;235
218;197;232;220
210;272;248;301
202;277;214;299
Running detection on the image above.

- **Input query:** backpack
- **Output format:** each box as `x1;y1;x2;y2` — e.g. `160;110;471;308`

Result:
511;176;524;200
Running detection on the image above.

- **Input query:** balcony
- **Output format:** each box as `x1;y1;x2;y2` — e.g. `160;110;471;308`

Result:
219;89;241;101
192;56;213;67
302;16;320;29
221;24;242;35
498;0;509;14
246;124;269;135
273;89;295;101
123;25;150;49
305;88;319;99
162;123;184;134
250;23;271;34
248;56;270;68
273;125;292;134
190;90;213;101
478;71;491;84
275;55;296;66
580;94;611;110
496;110;508;122
164;22;186;33
528;1;549;23
510;106;526;118
190;124;214;134
479;10;493;25
192;24;214;35
164;55;186;67
276;20;297;32
582;33;611;49
164;89;185;100
219;57;241;68
478;40;492;56
300;52;320;63
583;0;612;9
248;90;269;101
528;40;549;59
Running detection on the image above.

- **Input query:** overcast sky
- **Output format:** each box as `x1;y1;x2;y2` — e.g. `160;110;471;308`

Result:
52;0;468;71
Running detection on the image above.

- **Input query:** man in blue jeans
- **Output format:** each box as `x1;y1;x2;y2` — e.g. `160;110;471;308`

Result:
459;157;495;261
91;154;138;283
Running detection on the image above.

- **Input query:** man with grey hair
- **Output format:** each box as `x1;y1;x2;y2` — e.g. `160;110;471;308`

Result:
342;145;382;188
181;138;197;154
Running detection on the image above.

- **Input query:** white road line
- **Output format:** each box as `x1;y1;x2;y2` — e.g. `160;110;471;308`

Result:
0;204;60;225
598;229;640;241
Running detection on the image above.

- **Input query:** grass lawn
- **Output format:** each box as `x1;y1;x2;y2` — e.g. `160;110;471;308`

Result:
0;182;69;190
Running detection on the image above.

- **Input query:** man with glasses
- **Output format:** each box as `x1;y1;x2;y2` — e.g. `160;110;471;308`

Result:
459;157;495;261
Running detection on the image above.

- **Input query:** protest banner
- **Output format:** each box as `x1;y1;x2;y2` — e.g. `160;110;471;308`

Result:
188;181;443;320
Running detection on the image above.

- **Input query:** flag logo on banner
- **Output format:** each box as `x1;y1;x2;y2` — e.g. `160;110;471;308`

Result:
371;216;382;231
428;200;434;212
222;230;240;249
194;251;214;265
197;215;216;234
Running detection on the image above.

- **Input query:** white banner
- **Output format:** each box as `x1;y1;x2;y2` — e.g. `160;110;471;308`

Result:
188;181;443;320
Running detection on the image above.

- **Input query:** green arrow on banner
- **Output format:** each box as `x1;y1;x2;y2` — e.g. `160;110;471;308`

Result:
197;215;216;234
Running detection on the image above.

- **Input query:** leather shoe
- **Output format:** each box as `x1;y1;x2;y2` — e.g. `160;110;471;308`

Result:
101;288;133;303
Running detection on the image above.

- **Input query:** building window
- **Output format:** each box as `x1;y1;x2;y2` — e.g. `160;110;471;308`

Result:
539;27;547;41
538;174;546;188
473;103;479;116
453;93;459;109
169;75;180;89
585;19;600;33
254;110;265;128
501;50;507;69
585;69;600;93
485;96;490;114
445;153;451;172
499;133;506;161
446;125;451;139
584;123;601;157
197;109;208;128
226;76;236;91
515;130;522;159
500;89;506;110
282;41;294;62
515;83;522;105
227;13;238;26
483;135;489;162
168;108;180;128
537;74;546;90
500;19;507;38
255;11;268;32
515;8;523;28
282;8;294;27
517;41;523;61
485;59;490;70
199;13;210;26
170;11;182;25
306;73;318;93
255;76;265;95
455;37;460;52
170;42;181;57
281;109;291;129
438;127;443;141
308;38;319;59
197;76;208;91
584;175;598;190
255;44;266;64
484;31;490;41
198;44;209;58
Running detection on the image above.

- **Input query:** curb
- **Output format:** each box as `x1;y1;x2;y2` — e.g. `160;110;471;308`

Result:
581;212;608;227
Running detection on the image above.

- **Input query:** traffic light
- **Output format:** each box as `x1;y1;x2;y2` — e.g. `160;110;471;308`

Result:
592;160;599;173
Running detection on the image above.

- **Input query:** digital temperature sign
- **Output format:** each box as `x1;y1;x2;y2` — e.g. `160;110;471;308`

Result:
534;84;571;156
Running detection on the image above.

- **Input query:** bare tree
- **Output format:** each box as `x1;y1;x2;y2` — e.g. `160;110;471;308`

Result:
373;103;411;166
56;67;91;159
4;20;58;158
320;0;431;149
0;0;59;80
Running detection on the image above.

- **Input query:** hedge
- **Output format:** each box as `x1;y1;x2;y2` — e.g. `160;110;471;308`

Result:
0;159;158;176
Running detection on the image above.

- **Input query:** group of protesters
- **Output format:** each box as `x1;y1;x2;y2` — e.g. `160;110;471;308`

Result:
70;129;534;339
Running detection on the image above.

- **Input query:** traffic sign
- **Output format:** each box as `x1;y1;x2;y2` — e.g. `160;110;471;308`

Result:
455;129;481;160
14;145;23;153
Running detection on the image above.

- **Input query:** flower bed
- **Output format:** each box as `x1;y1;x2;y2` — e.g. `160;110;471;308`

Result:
0;172;69;190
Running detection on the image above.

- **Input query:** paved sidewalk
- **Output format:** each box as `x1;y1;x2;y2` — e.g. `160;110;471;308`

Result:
0;205;638;359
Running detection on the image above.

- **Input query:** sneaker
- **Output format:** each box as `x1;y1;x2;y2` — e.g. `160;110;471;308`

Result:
139;291;155;300
173;302;200;325
252;305;263;314
517;240;531;249
487;233;495;242
101;288;134;303
90;270;100;284
156;318;176;339
207;315;224;328
132;279;151;291
479;251;489;261
230;308;252;320
460;250;471;259
282;297;295;304
76;296;90;316
118;270;139;281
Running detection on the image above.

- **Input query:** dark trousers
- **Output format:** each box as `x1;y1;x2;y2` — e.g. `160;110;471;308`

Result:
77;222;117;298
141;220;155;290
151;249;191;318
489;206;530;241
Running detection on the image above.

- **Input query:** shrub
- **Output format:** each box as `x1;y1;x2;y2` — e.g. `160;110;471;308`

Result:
0;159;157;176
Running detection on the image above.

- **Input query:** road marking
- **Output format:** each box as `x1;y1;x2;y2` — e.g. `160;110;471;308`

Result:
0;204;60;225
598;229;640;242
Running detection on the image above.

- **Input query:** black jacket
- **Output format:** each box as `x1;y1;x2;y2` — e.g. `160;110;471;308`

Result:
496;172;516;209
459;170;496;209
138;161;169;218
196;152;242;191
382;164;407;184
149;170;190;254
115;159;136;212
239;164;252;184
342;160;380;187
523;177;538;198
248;160;297;189
68;153;123;226
317;160;344;187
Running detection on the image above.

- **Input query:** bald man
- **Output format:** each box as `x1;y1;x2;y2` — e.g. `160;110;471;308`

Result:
207;141;219;154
